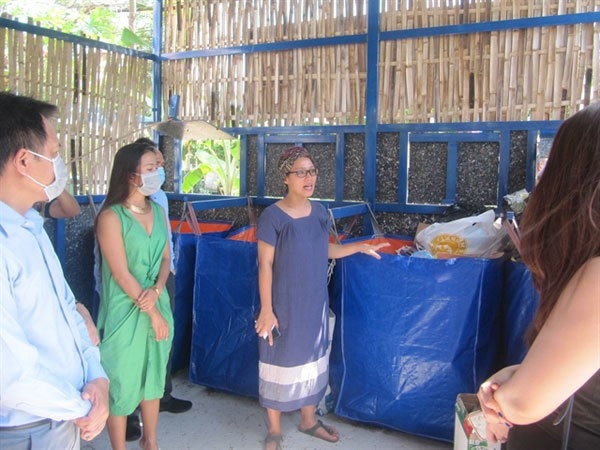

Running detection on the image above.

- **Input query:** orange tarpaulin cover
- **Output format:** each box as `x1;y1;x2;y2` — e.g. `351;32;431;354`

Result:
171;219;233;235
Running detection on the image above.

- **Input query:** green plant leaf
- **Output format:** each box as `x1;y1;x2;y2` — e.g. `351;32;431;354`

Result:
121;27;150;49
181;167;204;193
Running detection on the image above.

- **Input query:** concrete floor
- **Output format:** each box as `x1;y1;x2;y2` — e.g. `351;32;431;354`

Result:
84;373;453;450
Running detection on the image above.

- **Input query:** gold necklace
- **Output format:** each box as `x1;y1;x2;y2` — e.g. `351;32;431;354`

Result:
125;200;150;214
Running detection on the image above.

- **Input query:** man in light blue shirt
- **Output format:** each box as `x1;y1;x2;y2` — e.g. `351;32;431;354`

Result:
0;92;109;449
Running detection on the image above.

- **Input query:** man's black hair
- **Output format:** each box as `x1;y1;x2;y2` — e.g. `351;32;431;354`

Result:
0;92;58;172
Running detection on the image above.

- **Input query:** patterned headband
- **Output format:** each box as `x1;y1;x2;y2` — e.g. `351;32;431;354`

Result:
278;146;313;174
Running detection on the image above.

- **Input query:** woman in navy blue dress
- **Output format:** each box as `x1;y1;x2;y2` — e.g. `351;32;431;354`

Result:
255;147;388;449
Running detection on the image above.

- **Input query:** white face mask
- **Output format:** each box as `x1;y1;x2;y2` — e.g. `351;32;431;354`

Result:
25;150;68;201
136;170;162;196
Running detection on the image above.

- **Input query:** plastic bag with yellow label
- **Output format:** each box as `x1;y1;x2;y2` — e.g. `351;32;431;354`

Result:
415;209;507;258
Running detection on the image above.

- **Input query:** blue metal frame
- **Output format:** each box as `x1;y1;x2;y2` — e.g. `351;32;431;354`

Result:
408;131;500;206
3;9;587;218
155;9;594;211
226;120;562;215
0;17;156;60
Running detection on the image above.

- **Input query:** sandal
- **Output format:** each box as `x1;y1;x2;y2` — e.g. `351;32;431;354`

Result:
264;433;283;450
298;419;340;443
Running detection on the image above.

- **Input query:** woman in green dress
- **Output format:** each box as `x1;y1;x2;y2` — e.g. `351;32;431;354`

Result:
96;141;173;450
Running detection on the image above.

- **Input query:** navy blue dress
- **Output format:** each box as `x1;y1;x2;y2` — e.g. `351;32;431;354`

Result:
256;201;331;411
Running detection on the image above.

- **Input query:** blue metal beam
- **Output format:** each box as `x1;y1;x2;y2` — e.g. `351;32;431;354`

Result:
229;124;365;135
409;132;499;142
378;120;563;133
375;203;450;214
330;203;369;219
263;134;337;144
185;197;249;211
74;194;106;204
0;17;156;60
162;34;367;60
381;12;600;41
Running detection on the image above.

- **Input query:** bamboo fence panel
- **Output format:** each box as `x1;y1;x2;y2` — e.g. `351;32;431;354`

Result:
0;17;152;194
162;0;597;126
376;0;599;122
377;19;598;123
162;0;366;53
163;40;367;126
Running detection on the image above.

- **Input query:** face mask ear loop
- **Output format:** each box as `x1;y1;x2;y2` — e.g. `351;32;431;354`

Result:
23;151;68;202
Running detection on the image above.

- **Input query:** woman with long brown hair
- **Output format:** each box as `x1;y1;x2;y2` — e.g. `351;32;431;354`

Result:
478;104;600;449
96;141;173;450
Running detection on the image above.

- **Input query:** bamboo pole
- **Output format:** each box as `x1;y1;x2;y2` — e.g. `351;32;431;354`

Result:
0;26;5;90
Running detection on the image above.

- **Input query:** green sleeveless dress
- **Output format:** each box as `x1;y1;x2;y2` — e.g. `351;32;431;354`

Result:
98;202;174;416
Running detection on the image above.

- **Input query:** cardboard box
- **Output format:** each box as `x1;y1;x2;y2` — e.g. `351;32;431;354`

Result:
454;393;501;450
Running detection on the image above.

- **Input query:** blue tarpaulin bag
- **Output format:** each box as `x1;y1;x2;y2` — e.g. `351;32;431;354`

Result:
329;251;503;442
171;219;233;373
189;235;260;397
171;232;198;373
502;261;539;365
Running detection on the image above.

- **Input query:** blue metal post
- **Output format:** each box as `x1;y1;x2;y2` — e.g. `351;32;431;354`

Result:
526;130;538;192
364;0;380;207
498;129;511;207
239;134;248;196
168;95;183;192
444;141;459;204
257;134;266;197
152;0;163;124
398;131;409;204
335;133;345;203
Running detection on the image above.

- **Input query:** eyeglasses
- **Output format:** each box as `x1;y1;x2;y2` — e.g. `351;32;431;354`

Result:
286;168;318;178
